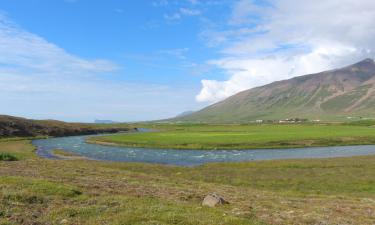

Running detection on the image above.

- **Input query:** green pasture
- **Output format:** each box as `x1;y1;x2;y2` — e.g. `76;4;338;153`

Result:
90;123;375;149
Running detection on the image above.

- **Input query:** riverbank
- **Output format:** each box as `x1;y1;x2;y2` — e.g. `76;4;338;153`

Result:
1;139;375;224
51;149;89;160
88;123;375;150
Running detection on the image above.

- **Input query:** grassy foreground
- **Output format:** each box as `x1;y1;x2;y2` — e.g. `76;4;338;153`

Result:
89;123;375;150
1;139;375;224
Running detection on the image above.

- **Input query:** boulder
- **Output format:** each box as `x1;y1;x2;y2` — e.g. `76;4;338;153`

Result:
202;193;228;207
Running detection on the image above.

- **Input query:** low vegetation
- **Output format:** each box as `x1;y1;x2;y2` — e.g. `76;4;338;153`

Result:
52;149;82;157
0;153;18;161
89;123;375;150
1;139;375;224
52;149;87;160
0;115;135;138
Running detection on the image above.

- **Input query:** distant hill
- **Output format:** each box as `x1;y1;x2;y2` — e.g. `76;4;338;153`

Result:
94;119;117;124
175;59;375;123
0;115;134;137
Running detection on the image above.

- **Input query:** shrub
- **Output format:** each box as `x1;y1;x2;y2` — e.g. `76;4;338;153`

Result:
0;152;18;161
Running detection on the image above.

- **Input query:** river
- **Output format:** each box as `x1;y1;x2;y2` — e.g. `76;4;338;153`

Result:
32;134;375;166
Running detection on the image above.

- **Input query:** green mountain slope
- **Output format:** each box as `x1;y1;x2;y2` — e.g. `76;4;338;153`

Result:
176;59;375;122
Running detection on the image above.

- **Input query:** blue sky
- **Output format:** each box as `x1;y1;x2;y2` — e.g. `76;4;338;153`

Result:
0;0;224;83
0;0;374;122
0;0;227;121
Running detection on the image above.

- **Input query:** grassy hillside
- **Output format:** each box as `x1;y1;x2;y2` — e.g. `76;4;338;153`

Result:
175;59;375;123
1;138;375;224
0;115;135;138
88;123;375;150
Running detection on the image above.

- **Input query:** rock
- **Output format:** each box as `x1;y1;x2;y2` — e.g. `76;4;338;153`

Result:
31;212;41;219
202;193;228;207
60;219;68;224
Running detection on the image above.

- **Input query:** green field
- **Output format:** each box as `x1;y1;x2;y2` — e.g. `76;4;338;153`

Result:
2;138;375;224
89;123;375;149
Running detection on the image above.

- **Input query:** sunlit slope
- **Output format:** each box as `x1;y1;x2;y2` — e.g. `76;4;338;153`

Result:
176;59;375;122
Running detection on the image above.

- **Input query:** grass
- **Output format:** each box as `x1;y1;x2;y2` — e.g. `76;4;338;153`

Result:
52;149;80;157
0;176;82;198
89;123;375;150
1;139;375;224
51;149;87;160
0;136;47;142
112;156;375;196
52;149;85;157
0;139;36;160
345;119;375;126
42;196;256;225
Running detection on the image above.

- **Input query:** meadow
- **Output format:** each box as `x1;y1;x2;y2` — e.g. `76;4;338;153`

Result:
1;138;375;224
89;122;375;149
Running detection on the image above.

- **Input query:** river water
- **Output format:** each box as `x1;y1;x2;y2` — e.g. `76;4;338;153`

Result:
32;134;375;166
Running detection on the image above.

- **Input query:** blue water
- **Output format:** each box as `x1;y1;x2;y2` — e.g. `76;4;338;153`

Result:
32;134;375;166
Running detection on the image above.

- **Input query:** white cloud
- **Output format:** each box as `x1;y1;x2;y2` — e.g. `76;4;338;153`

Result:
0;15;117;78
164;13;181;21
229;0;262;25
164;8;201;21
197;0;375;102
179;8;201;16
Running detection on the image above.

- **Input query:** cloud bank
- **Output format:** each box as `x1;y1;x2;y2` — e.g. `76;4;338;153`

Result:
197;0;375;103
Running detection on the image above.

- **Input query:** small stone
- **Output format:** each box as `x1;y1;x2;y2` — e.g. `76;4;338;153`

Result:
202;193;228;207
32;212;41;218
60;219;68;224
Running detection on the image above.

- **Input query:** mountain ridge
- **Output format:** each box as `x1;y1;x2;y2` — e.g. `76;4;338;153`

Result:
175;58;375;123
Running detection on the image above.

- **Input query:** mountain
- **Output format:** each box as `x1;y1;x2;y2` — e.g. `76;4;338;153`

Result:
175;111;195;118
176;58;375;123
0;115;134;137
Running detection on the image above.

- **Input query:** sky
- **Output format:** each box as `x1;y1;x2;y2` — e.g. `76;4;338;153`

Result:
0;0;375;122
